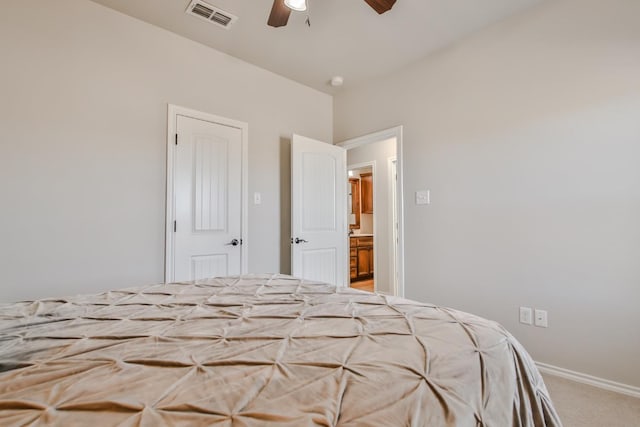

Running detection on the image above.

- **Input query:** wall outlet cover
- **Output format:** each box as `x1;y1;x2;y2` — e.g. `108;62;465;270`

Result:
534;309;548;328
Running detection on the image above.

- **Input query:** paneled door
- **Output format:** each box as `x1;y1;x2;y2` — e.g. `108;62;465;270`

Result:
291;134;348;287
171;113;244;282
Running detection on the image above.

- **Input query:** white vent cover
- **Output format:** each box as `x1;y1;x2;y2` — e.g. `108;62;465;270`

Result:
185;0;238;29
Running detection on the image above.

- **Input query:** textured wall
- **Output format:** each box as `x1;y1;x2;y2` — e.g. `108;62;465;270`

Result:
0;0;332;302
335;0;640;387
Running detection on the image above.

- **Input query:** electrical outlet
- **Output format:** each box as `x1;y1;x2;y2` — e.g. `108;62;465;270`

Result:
519;307;533;325
534;309;548;328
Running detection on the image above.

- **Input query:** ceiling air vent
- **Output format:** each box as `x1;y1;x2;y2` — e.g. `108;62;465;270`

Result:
185;0;238;30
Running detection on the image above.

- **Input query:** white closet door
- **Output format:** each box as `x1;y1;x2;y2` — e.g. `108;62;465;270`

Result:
173;115;243;281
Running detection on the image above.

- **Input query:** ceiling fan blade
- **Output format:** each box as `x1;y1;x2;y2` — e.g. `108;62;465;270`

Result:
363;0;397;14
268;0;291;27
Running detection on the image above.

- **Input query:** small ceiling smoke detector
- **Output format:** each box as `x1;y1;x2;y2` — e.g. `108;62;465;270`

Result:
330;76;344;87
186;0;238;29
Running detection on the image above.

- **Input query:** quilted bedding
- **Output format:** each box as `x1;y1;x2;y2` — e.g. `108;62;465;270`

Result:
0;274;561;426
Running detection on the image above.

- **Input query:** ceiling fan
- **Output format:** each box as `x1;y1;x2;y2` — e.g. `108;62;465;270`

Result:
267;0;397;28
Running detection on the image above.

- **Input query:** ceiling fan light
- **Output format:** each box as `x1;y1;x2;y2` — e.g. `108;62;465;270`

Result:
284;0;307;12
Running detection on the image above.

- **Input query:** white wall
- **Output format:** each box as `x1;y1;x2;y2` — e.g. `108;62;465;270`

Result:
0;0;332;302
348;139;396;294
335;0;640;387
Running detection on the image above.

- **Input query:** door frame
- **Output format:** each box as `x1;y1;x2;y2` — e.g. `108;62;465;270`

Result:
346;161;377;292
388;157;399;297
338;126;405;298
165;104;249;283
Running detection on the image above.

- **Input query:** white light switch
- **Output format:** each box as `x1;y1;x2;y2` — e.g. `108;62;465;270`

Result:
415;190;430;205
519;307;533;325
254;192;261;205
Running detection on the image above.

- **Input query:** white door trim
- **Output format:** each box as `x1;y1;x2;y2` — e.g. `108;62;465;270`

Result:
165;104;249;283
338;126;405;298
388;157;398;296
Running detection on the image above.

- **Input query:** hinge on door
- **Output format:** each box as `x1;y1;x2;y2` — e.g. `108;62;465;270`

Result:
173;221;177;232
175;134;178;145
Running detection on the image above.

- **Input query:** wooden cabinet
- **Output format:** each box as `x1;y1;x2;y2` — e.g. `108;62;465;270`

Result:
357;247;373;278
349;247;358;279
360;173;373;214
350;236;374;281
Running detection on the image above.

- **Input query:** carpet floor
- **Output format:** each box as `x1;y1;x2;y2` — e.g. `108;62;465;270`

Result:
542;374;640;427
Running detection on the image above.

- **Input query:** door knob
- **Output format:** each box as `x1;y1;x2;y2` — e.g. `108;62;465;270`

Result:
294;237;308;244
226;239;240;246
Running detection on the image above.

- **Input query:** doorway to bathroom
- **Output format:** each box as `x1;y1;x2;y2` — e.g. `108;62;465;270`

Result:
339;127;404;297
347;165;375;291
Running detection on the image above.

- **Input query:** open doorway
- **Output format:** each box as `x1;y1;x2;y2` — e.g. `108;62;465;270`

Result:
347;164;375;292
339;127;404;297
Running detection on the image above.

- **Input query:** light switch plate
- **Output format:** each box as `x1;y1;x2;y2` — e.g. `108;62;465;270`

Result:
416;190;430;205
254;192;261;205
519;307;533;325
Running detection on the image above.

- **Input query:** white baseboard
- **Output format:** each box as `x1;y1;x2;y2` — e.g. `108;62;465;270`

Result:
536;361;640;399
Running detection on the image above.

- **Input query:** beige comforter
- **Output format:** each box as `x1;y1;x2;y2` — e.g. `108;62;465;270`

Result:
0;274;561;426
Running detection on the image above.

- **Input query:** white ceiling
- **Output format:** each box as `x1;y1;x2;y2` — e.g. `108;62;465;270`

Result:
89;0;542;94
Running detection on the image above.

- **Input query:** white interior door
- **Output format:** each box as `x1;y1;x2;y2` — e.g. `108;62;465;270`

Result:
291;134;347;287
172;114;243;281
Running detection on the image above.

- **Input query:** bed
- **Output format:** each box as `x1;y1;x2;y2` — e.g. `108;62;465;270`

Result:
0;274;561;426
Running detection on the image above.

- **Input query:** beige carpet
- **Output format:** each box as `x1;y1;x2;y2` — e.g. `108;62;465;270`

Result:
542;374;640;427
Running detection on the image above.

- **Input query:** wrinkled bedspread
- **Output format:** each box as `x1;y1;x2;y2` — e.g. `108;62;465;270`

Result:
0;274;561;426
